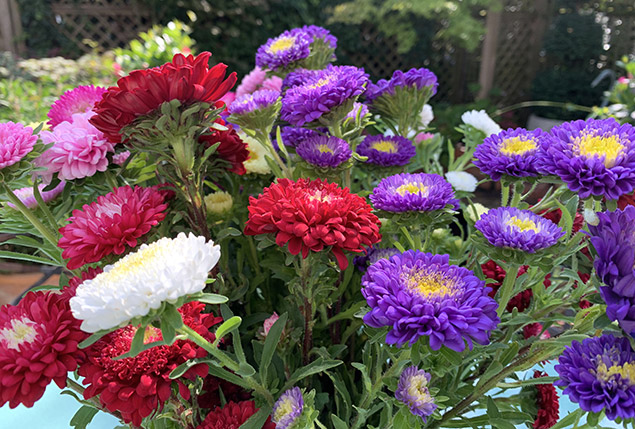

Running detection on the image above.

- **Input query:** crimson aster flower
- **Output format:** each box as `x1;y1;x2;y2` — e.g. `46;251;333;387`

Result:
0;289;87;408
395;366;437;421
0;122;37;170
48;85;107;128
539;118;635;200
58;185;168;270
199;119;250;175
362;250;499;351
531;371;559;429
356;135;416;167
244;178;381;269
90;52;237;143
197;400;276;429
79;302;222;426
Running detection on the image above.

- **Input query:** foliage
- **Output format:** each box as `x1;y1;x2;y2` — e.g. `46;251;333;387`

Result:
592;56;635;124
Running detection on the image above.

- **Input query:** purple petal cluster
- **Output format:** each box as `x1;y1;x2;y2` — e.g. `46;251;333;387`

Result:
473;128;548;181
291;25;337;49
588;206;635;335
272;387;304;428
0;122;37;170
277;126;321;148
370;173;458;212
280;65;369;126
538;118;635;200
366;68;438;102
475;207;564;253
395;366;437;421
295;135;351;168
346;102;369;121
229;89;280;116
282;68;321;91
555;334;635;421
353;246;400;272
255;30;311;71
361;250;499;350
7;181;66;210
357;135;416;167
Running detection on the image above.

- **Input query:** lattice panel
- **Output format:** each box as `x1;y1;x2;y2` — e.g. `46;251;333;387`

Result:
51;0;152;53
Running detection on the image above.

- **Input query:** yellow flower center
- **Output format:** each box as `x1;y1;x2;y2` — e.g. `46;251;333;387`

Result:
506;216;539;233
143;326;162;344
307;189;333;203
0;317;38;351
575;133;624;167
307;77;332;89
396;183;428;196
499;137;537;156
407;374;432;402
371;140;398;153
595;361;635;385
317;144;334;154
406;270;455;298
267;36;296;54
101;240;169;283
273;397;295;421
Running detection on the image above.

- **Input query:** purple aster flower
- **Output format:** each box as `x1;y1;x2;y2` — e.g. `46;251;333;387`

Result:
290;25;337;49
366;68;438;102
282;68;322;91
229;89;280;116
277;126;321;148
353;246;400;272
475;207;565;253
357;135;416;167
588;206;635;335
362;250;499;350
272;387;304;429
370;173;458;212
555;334;635;420
395;366;437;421
280;65;369;126
6;181;66;209
539;118;635;200
0;122;37;170
256;30;312;71
296;135;351;168
473;128;548;181
346;102;369;121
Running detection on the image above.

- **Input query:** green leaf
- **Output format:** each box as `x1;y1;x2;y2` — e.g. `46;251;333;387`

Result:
194;293;228;305
352;362;372;395
497;376;559;388
216;227;243;240
70;405;99;429
78;329;115;349
499;342;519;366
237;361;256;377
213;316;242;346
491;418;517;429
208;365;252;390
487;396;501;418
555;199;574;236
239;407;272;429
282;358;343;391
260;312;288;386
476;361;504;389
160;316;176;345
163;304;184;329
0;250;59;266
331;411;350;429
129;326;148;356
549;408;585;429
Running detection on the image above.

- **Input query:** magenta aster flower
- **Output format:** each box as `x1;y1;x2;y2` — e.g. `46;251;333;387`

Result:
357;135;416;167
47;85;107;128
474;128;548;181
362;250;499;350
370;173;458;213
555;334;635;420
58;185;168;269
6;181;65;209
475;207;565;253
272;387;304;429
255;30;311;71
539;118;635;200
35;112;114;183
0;122;37;170
296;135;352;168
395;366;437;421
280;65;369;126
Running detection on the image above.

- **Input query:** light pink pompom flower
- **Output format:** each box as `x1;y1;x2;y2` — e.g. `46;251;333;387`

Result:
112;150;130;166
48;85;107;129
262;312;280;337
36;112;114;183
7;181;66;209
0;122;37;169
235;67;283;98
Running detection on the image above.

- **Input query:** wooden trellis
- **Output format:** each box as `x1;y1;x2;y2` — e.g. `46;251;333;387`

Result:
50;0;152;53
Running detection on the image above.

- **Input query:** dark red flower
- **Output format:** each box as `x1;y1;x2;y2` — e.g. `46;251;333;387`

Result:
540;207;590;259
575;272;594;309
245;178;382;269
523;323;550;339
90;52;237;143
0;289;87;408
533;371;559;429
58;185;168;269
197;375;251;410
197;400;276;429
198;118;249;175
481;261;546;312
78;302;222;426
618;191;635;209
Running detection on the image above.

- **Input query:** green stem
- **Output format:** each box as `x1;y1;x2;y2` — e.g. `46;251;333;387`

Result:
509;182;524;207
255;131;289;178
497;264;520;318
492;100;594;118
501;183;510;207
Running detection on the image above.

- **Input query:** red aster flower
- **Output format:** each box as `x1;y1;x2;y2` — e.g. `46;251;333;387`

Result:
481;262;553;313
90;52;237;143
532;371;559;429
540;207;591;260
197;375;252;410
523;323;551;339
618;191;635;209
58;185;168;269
0;289;87;408
78;302;222;426
199;118;249;175
197;400;276;429
245;178;382;269
575;272;594;309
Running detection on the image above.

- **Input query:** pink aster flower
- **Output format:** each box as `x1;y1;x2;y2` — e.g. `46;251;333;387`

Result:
235;66;283;98
112;150;130;166
36;112;114;183
263;312;279;337
6;181;66;209
47;85;107;129
0;122;37;170
415;132;435;144
58;185;168;270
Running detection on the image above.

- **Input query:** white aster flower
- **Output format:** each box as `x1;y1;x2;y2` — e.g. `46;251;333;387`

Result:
584;208;599;226
205;191;234;216
461;109;502;137
70;232;221;333
420;104;434;128
445;171;478;192
240;132;271;175
466;203;489;223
